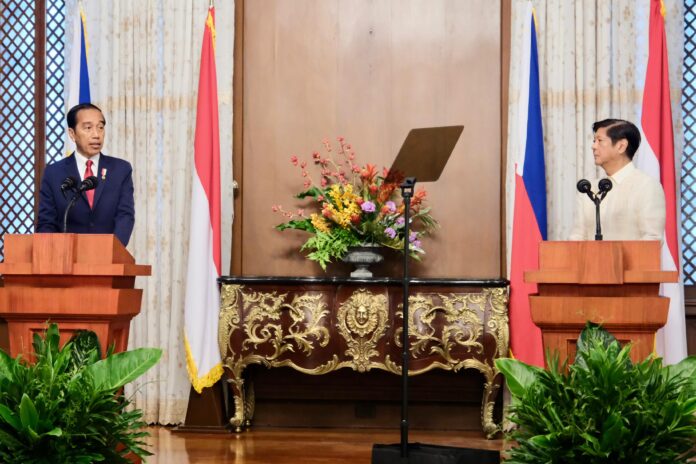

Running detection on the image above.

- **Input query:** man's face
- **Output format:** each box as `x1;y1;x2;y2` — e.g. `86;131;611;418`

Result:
68;108;105;158
592;127;627;170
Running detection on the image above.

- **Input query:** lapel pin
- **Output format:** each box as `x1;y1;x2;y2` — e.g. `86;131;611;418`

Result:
101;168;107;180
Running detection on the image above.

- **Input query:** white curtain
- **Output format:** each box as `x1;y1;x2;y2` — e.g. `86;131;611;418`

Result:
507;0;684;249
64;0;235;424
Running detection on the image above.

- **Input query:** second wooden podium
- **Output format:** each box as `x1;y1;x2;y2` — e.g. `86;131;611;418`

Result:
524;241;677;365
0;234;151;358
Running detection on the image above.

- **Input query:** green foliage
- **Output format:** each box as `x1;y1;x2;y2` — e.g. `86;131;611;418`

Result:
300;229;361;270
0;324;162;463
67;330;102;371
495;323;696;463
276;218;315;233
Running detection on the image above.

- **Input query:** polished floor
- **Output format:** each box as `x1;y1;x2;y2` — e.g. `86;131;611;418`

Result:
143;426;506;463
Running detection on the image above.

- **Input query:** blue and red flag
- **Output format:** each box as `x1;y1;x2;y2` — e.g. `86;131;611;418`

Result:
65;3;91;155
508;3;546;367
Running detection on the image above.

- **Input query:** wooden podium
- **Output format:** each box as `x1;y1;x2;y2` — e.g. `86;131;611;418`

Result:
0;234;151;358
524;241;677;366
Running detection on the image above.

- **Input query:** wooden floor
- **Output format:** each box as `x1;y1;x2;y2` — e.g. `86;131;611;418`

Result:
143;426;506;463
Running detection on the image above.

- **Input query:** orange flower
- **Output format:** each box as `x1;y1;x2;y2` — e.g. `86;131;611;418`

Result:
412;188;427;209
377;183;395;203
360;163;378;183
383;168;404;185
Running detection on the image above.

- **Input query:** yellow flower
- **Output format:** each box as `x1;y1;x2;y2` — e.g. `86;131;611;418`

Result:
325;184;360;228
310;213;331;233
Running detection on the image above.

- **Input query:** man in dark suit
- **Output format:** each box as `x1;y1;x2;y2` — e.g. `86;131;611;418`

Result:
37;103;135;246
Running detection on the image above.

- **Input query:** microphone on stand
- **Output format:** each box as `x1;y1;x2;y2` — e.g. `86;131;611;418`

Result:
576;179;593;199
77;176;98;193
60;177;78;199
577;178;612;241
597;178;613;201
63;176;99;233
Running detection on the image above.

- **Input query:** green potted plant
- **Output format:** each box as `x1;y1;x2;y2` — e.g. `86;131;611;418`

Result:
0;324;162;463
496;323;696;463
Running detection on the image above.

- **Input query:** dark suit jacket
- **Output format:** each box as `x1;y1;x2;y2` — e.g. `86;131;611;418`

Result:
37;153;135;246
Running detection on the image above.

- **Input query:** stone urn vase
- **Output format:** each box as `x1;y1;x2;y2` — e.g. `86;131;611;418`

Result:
341;244;385;278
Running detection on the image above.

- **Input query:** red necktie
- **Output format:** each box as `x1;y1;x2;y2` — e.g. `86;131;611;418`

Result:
84;159;94;208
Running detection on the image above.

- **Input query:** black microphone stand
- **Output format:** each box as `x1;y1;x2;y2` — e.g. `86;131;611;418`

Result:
590;182;612;241
399;176;415;459
371;126;463;464
578;179;611;241
592;194;602;241
63;190;81;233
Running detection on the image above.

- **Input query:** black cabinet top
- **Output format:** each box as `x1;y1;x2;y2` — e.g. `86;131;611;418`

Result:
218;275;508;287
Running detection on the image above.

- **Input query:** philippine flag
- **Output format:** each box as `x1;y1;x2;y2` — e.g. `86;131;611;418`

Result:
507;2;546;367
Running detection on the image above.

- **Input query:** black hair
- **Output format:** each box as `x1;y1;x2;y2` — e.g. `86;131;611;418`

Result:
66;103;105;130
592;119;641;160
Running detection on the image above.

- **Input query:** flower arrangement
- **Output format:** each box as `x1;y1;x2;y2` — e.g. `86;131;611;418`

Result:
273;137;438;270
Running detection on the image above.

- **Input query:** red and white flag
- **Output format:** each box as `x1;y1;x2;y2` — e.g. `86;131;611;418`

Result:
634;0;687;364
184;6;223;392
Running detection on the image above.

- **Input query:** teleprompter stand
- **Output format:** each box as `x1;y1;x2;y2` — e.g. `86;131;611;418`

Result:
371;127;500;464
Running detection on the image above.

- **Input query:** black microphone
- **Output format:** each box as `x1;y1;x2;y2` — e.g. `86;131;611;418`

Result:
60;176;77;193
576;178;612;241
77;175;98;193
63;176;98;233
577;179;593;198
60;176;78;200
598;178;613;200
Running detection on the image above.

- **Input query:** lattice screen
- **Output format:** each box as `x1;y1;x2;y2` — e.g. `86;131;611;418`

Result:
683;0;696;284
0;1;65;259
0;1;37;258
46;0;66;164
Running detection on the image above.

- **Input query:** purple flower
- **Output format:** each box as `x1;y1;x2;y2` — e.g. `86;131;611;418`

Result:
361;201;376;213
409;231;418;242
395;216;405;227
412;240;422;249
386;201;397;213
385;227;397;239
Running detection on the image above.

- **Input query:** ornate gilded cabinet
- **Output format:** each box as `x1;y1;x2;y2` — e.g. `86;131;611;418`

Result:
218;277;509;437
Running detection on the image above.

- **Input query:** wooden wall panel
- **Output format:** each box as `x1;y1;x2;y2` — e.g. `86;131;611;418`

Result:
240;0;502;278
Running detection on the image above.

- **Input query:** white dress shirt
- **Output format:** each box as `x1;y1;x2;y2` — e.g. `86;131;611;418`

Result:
568;162;665;241
73;151;101;181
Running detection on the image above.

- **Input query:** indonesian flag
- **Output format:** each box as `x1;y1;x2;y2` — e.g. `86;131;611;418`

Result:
507;3;546;367
634;0;687;364
184;6;223;392
65;3;91;154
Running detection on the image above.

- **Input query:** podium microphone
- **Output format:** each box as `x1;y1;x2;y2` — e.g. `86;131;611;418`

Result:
598;178;613;200
63;176;99;233
577;178;612;241
576;179;594;199
60;176;78;200
77;176;98;193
